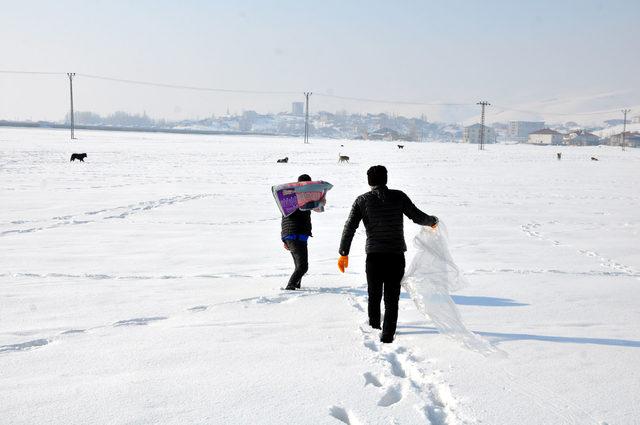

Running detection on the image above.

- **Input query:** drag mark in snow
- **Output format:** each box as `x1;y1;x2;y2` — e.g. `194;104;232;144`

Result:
187;305;209;312
113;317;168;327
520;221;638;277
238;288;330;305
465;268;640;278
60;329;86;335
0;338;49;353
241;294;301;305
0;193;215;237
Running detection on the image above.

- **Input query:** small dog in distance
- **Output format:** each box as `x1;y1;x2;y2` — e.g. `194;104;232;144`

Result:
338;154;349;163
591;156;598;161
70;153;87;162
397;144;404;149
277;156;289;163
557;152;562;160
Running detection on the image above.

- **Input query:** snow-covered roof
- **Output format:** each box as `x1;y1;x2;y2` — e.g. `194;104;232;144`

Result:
567;130;598;138
529;128;562;135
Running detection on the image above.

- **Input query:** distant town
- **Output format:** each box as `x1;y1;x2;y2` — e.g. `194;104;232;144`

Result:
1;101;638;148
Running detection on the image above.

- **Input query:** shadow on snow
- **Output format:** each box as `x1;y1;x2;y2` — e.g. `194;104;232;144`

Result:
396;324;640;348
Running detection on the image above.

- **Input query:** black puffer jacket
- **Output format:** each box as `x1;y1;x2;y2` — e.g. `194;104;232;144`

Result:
339;186;437;255
281;209;312;239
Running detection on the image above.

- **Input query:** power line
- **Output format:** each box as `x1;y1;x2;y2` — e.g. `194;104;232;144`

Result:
0;69;634;117
78;74;476;107
492;104;623;117
0;70;475;106
314;93;473;107
0;70;66;76
76;73;300;96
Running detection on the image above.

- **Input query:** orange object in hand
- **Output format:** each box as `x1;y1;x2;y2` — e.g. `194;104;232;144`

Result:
338;256;349;273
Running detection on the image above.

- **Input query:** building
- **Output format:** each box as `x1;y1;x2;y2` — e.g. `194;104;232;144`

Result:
369;127;411;141
632;116;640;124
563;130;600;146
527;128;564;145
508;121;545;143
291;102;304;116
463;124;496;144
608;131;640;148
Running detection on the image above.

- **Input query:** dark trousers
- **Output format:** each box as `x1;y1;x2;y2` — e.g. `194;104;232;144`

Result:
365;253;405;337
285;240;308;288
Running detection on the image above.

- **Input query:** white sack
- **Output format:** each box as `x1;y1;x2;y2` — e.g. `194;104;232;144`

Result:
402;222;502;356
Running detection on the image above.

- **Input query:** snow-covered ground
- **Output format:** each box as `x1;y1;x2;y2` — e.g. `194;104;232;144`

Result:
1;127;639;424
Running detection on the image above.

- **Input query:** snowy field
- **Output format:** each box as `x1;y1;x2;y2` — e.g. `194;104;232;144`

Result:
1;127;639;425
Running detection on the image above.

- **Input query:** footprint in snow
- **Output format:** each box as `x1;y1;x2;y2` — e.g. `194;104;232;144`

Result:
188;305;208;312
363;372;383;387
113;317;168;327
363;340;379;352
328;405;362;425
377;384;403;407
384;352;407;378
0;338;49;353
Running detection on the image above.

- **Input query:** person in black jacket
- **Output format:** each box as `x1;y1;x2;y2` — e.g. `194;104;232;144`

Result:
338;165;437;343
281;174;313;290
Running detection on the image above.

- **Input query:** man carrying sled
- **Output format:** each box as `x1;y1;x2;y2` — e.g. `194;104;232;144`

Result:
281;174;313;290
273;174;333;291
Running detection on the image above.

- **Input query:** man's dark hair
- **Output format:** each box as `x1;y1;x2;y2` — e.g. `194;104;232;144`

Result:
367;165;387;186
298;174;312;182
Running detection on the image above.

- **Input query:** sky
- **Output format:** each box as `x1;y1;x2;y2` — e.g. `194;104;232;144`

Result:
0;0;639;123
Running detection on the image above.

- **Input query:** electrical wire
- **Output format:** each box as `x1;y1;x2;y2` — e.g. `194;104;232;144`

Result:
314;93;474;107
0;69;632;116
492;104;623;117
76;73;301;96
0;70;66;76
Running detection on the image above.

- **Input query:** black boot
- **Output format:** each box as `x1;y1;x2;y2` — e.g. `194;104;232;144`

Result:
380;334;394;343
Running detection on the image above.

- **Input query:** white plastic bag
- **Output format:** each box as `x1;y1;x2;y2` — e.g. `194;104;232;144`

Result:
402;222;502;356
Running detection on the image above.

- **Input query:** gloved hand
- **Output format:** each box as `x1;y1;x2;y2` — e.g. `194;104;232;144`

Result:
338;255;349;273
430;216;439;229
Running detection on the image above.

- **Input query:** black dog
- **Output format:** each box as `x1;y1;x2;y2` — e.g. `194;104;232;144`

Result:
591;156;598;161
277;156;289;163
397;144;404;149
70;153;87;162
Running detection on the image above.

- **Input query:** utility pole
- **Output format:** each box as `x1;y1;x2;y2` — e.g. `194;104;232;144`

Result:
67;72;76;140
621;109;630;151
477;100;490;150
303;92;312;144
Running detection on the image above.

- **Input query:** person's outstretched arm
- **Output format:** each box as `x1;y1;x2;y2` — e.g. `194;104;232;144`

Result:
339;199;362;257
402;192;438;227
